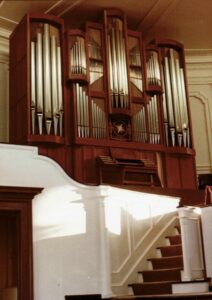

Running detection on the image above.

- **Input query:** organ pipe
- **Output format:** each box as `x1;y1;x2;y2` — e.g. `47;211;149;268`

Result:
51;35;59;136
180;68;190;147
161;69;169;146
57;46;64;136
30;41;36;135
43;23;52;134
169;48;182;147
35;32;43;135
163;56;175;146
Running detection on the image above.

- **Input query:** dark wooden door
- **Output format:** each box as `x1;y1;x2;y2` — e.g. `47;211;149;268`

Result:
0;186;42;300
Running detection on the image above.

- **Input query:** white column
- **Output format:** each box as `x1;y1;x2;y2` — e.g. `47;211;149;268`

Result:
98;198;113;298
178;207;204;281
201;206;212;278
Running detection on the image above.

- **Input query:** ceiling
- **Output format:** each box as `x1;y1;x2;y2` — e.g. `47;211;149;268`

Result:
0;0;212;52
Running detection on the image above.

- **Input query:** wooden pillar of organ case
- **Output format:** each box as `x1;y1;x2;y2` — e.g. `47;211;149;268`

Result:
153;39;197;189
9;13;68;170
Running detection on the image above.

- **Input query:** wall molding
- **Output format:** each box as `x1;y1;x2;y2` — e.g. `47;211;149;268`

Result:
196;165;212;174
186;51;212;84
0;27;10;39
189;91;212;173
0;31;9;63
185;49;212;61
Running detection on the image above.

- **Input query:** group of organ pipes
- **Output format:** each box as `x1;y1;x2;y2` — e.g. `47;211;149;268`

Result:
162;48;190;147
107;17;129;109
75;83;107;139
70;35;87;75
146;50;161;87
132;105;147;143
29;12;191;149
30;23;63;136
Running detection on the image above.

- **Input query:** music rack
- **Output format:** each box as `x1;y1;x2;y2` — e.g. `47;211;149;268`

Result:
9;9;197;188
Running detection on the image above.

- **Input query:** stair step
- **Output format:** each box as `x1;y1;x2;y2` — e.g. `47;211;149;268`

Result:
139;268;182;282
172;279;210;294
111;291;212;299
157;244;182;257
166;235;181;245
148;256;183;269
129;281;173;295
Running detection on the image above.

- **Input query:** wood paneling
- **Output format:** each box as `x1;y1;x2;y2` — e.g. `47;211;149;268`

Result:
164;154;197;189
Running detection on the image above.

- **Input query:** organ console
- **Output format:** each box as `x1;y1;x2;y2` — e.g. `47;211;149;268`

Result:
9;9;197;189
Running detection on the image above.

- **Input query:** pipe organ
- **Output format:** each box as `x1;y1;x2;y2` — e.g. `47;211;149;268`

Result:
9;10;197;189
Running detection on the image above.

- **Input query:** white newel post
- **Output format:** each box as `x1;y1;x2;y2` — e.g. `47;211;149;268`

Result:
178;207;204;281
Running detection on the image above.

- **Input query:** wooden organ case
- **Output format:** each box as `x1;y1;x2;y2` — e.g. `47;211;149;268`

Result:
9;9;197;189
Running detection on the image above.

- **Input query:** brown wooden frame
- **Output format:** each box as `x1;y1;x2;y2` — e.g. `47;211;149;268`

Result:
0;186;42;300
